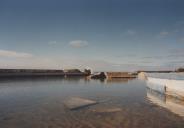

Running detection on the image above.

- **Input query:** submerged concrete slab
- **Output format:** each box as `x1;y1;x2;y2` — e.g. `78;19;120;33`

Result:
64;97;97;110
91;107;122;113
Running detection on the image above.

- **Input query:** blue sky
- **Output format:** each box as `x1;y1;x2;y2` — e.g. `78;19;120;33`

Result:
0;0;184;71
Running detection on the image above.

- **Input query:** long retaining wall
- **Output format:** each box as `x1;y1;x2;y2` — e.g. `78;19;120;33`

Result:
147;89;184;117
147;76;184;100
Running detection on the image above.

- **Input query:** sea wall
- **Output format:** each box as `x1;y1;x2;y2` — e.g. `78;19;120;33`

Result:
147;77;166;93
147;77;184;100
147;89;184;117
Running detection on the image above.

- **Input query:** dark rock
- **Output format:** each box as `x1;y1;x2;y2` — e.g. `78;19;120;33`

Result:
91;72;106;79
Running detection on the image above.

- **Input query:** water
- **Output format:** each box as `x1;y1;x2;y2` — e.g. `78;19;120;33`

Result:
0;76;183;128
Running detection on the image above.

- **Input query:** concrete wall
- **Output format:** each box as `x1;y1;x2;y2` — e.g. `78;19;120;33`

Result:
147;77;184;100
147;89;184;117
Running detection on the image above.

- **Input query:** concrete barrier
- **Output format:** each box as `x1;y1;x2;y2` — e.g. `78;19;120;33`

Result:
147;77;184;100
147;89;184;117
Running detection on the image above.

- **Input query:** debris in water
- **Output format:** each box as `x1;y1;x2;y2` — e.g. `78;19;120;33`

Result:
64;97;97;110
90;72;107;79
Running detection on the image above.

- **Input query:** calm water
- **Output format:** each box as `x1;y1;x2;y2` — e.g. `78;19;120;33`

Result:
0;76;183;128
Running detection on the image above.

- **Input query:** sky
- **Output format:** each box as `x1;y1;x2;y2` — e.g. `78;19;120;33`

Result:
0;0;184;71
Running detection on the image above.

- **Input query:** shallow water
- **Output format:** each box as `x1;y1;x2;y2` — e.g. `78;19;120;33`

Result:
0;76;183;128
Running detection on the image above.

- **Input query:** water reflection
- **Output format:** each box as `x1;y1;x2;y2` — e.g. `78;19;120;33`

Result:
88;78;136;85
147;88;184;117
0;76;87;84
105;78;134;84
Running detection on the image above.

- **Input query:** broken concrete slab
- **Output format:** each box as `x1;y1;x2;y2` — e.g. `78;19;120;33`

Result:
91;107;122;113
64;97;97;110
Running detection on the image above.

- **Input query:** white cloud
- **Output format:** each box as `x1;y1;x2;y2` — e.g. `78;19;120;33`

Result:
127;29;136;35
175;21;184;26
180;37;184;42
0;54;179;71
0;50;33;58
156;31;169;38
48;41;57;45
159;31;169;36
0;56;61;69
69;40;88;48
174;29;179;33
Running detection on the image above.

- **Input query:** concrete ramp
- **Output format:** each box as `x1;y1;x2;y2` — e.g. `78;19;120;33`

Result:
64;97;97;110
147;89;184;117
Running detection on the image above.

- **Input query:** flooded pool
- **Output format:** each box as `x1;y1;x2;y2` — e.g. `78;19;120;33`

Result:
0;77;183;128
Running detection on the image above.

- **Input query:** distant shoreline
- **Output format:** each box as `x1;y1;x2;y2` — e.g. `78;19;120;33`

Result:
0;69;88;77
0;68;183;77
